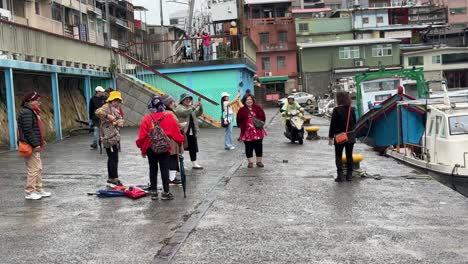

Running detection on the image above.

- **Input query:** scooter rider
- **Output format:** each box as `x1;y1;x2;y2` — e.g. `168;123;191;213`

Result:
282;95;303;134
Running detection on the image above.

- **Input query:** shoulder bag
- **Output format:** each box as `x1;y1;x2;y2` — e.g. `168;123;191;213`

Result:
247;107;265;129
335;106;352;145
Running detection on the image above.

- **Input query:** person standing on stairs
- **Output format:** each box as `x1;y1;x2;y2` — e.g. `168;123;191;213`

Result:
175;93;204;170
89;86;106;150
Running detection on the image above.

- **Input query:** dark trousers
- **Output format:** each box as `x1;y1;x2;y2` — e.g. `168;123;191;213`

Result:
147;148;170;193
334;142;354;174
244;139;263;158
187;135;198;161
168;154;179;171
105;145;119;180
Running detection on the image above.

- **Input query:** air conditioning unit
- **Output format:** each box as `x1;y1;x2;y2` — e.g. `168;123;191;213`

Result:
265;72;273;77
355;60;364;67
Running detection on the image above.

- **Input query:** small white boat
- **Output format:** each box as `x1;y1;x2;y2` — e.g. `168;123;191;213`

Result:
386;83;468;197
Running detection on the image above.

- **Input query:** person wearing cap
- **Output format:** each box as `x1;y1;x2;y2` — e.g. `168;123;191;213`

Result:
18;91;51;200
136;96;185;200
161;94;187;185
175;93;204;170
89;86;106;149
229;21;240;57
221;91;241;150
95;91;125;186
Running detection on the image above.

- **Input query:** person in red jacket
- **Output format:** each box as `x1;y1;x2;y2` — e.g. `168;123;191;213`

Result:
236;94;267;168
136;96;185;200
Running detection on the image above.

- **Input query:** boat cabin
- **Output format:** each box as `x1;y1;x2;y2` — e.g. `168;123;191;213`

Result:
423;103;468;167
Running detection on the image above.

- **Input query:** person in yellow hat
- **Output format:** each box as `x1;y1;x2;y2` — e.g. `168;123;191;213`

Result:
95;91;125;186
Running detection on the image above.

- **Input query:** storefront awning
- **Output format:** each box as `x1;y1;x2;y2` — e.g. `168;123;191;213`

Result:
258;76;288;83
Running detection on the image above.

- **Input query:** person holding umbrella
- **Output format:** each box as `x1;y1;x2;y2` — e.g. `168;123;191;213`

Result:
175;93;204;170
136;96;185;200
161;94;186;185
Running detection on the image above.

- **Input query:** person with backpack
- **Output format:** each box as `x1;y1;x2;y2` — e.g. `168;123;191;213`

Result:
95;91;125;186
17;92;51;200
136;96;185;200
221;91;241;150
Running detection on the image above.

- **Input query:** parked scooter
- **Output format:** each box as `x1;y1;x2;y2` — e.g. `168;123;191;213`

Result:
284;108;305;144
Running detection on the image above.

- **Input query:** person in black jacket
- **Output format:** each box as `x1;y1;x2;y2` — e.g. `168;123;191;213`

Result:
328;91;357;182
89;86;106;149
17;91;51;200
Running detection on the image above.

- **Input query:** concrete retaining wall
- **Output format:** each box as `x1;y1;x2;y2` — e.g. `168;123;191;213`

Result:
116;74;157;126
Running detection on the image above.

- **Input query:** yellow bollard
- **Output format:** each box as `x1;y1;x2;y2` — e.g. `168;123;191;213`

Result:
305;126;319;140
341;154;364;169
303;116;312;126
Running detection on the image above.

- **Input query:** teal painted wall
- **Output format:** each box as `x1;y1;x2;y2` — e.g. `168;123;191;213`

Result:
140;68;254;126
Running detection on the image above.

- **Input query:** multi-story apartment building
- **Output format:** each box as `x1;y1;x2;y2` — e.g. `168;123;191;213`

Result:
244;0;298;94
434;0;468;27
0;0;134;49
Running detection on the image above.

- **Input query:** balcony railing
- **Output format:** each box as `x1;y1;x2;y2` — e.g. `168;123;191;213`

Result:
125;34;257;66
251;17;294;26
258;42;297;52
0;20;112;70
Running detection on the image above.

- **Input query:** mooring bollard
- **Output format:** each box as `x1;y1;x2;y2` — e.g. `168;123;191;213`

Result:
303;116;312;126
341;154;364;170
305;126;319;140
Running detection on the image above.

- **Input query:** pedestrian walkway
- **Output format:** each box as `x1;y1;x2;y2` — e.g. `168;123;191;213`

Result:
0;108;467;264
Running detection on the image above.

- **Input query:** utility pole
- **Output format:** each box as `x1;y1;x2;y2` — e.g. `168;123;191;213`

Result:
160;0;165;62
187;0;195;35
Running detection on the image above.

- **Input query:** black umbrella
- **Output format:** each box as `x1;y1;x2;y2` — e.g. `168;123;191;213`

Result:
179;154;187;198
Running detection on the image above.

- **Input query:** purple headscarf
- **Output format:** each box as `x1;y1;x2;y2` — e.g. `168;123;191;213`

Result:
148;96;166;113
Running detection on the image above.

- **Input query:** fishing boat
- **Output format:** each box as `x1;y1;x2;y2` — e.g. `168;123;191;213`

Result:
353;68;429;149
386;86;468;197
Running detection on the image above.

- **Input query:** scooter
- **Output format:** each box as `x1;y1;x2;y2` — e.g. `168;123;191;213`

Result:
284;109;305;144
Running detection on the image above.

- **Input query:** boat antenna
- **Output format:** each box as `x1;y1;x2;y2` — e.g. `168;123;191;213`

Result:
442;80;450;106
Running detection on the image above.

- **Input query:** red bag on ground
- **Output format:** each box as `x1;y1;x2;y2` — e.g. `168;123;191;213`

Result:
124;187;147;199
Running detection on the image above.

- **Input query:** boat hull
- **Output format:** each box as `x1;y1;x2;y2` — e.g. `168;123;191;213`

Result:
355;94;425;148
386;149;468;197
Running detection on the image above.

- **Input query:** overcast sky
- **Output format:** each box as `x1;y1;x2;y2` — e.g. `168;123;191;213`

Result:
132;0;204;25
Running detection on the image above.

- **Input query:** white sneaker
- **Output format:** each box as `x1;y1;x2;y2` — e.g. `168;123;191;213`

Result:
37;191;51;197
192;161;204;170
229;146;236;150
25;192;42;200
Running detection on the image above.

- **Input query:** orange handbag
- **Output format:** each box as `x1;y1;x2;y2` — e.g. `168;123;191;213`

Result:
18;141;33;158
335;106;351;145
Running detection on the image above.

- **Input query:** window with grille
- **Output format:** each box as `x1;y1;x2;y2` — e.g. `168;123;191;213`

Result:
299;23;309;33
262;57;271;70
372;44;392;57
259;32;269;44
278;32;287;43
277;56;286;69
408;56;424;66
339;46;360;59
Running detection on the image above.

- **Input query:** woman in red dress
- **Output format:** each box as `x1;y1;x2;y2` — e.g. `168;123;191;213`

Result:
236;95;267;168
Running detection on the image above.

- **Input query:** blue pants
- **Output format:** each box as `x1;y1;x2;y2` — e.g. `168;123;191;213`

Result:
224;120;233;149
203;46;211;61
